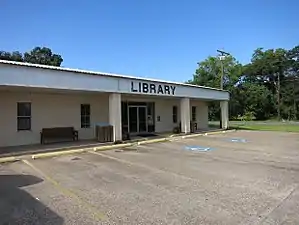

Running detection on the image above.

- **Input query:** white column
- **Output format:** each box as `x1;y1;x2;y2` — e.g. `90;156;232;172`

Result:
220;101;229;129
109;93;122;142
180;98;190;133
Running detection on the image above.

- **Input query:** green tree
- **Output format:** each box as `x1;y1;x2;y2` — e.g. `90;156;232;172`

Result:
24;47;63;66
189;45;299;121
240;83;275;120
188;55;243;120
0;47;63;67
189;55;242;89
285;45;299;119
245;48;288;119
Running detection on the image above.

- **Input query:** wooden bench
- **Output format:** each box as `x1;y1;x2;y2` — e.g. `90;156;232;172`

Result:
40;127;78;144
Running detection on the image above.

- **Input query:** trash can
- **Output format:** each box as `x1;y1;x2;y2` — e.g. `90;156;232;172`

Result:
190;121;197;133
95;123;114;143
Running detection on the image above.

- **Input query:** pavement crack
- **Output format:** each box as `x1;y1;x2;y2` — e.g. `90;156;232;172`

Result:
257;184;299;225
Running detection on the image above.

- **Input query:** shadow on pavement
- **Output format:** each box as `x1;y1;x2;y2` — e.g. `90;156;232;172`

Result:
0;174;64;225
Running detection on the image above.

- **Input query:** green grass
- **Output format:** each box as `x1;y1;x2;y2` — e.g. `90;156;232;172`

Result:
231;124;299;132
209;121;299;133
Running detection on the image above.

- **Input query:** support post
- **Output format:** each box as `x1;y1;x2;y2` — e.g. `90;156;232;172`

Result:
180;98;190;133
109;93;122;142
220;101;229;129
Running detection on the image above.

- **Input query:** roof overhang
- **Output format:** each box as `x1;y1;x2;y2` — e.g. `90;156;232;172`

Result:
0;60;229;101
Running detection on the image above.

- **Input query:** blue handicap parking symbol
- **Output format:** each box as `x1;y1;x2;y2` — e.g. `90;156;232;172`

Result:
229;138;247;143
184;146;214;152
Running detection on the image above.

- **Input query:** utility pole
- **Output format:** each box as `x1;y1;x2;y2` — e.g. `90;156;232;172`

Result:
293;76;297;120
217;50;230;128
274;60;282;121
217;50;230;90
278;67;281;120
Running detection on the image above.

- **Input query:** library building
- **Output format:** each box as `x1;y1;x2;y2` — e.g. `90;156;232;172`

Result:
0;60;229;148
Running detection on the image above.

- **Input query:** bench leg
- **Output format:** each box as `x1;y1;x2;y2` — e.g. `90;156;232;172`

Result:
40;134;44;144
73;131;79;141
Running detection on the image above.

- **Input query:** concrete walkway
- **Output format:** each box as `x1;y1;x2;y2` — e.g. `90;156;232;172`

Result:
0;128;224;160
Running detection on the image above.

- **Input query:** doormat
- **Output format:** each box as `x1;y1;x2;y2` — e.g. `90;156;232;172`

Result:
184;146;214;152
137;134;158;138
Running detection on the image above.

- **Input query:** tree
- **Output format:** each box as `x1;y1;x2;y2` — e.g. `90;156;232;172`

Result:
239;82;275;120
188;55;243;120
189;45;299;121
285;45;299;119
244;48;288;119
189;55;242;89
0;47;63;67
24;47;63;66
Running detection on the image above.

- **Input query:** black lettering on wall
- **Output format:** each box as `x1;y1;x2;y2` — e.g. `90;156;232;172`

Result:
142;83;149;93
150;84;156;93
131;82;176;95
170;86;176;95
131;82;138;92
164;85;170;95
157;85;164;94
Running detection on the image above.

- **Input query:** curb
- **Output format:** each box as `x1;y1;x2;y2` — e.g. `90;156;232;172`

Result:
177;129;236;139
0;156;19;164
181;133;204;139
137;138;168;145
31;148;92;159
203;129;234;136
0;129;237;161
94;143;133;151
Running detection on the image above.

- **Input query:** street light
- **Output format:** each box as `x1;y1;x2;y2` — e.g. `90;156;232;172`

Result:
217;50;230;90
217;50;230;129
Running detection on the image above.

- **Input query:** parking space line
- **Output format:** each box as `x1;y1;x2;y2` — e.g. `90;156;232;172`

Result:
22;159;107;221
89;151;197;182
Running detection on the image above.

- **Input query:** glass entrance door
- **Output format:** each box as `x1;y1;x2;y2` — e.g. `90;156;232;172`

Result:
128;106;147;134
138;106;147;133
128;106;138;133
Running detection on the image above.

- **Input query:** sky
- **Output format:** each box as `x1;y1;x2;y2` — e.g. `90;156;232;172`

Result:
1;0;298;82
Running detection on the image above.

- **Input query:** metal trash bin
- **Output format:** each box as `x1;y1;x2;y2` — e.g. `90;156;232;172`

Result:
95;123;114;143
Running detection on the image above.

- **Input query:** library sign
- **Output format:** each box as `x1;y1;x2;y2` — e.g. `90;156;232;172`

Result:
130;81;176;96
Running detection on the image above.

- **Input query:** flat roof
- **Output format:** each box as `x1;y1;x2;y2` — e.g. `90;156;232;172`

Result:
0;59;227;92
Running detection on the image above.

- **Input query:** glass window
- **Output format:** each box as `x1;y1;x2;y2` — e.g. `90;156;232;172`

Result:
192;106;196;122
173;106;178;123
17;102;31;131
81;104;90;128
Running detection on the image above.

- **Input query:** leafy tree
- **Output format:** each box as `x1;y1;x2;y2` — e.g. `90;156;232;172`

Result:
239;83;275;120
188;46;299;121
24;47;63;66
244;48;288;119
0;47;63;67
189;55;242;89
285;45;299;120
188;55;243;120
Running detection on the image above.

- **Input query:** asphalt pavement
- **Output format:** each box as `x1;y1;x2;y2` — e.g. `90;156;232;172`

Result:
1;130;299;225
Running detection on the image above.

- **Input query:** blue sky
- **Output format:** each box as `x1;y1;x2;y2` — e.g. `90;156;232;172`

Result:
1;0;298;82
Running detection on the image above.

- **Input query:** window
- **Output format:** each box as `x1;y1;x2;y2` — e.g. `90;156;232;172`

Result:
81;104;90;128
172;106;178;123
17;102;31;131
192;106;196;122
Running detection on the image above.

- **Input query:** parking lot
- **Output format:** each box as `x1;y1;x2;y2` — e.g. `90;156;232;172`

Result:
1;130;299;225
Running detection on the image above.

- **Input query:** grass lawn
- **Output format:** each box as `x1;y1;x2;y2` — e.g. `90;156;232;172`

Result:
209;121;299;133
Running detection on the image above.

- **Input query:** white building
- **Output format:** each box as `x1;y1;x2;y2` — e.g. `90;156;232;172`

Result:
0;60;229;147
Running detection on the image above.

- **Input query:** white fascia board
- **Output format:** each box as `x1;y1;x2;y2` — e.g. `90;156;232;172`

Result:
0;62;229;101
